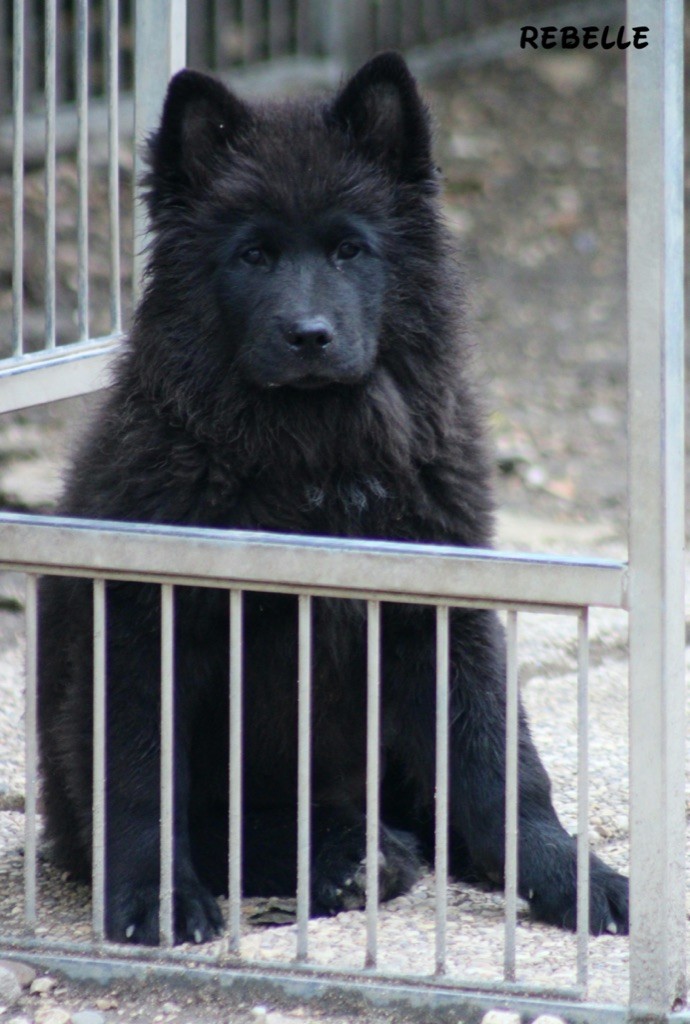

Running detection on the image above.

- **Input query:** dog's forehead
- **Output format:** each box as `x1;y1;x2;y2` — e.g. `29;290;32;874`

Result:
207;103;394;220
242;99;352;173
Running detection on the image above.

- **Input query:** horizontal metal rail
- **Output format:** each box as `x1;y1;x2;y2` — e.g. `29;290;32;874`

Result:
0;337;122;414
0;938;587;1004
0;513;627;610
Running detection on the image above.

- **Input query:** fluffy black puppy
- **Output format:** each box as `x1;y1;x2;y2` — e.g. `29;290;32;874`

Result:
38;53;629;944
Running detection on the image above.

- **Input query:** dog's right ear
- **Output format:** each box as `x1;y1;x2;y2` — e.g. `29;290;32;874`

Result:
145;69;251;215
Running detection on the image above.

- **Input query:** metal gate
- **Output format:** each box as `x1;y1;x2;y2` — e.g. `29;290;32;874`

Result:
0;2;685;1021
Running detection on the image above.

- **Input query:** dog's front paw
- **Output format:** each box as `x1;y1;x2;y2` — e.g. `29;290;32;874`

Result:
311;822;420;915
587;858;629;935
527;853;628;936
107;877;224;945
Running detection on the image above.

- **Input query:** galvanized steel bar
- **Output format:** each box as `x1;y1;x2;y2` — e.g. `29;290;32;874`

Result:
160;584;175;947
211;1;224;71
295;0;313;53
0;942;603;1011
241;0;261;62
434;605;449;976
576;609;589;988
365;599;381;970
295;593;312;962
372;0;392;49
12;0;24;357
106;0;121;335
76;0;89;341
0;514;628;611
44;0;57;350
0;931;589;1003
92;579;107;942
227;589;243;954
503;610;518;982
23;574;38;931
268;0;290;58
133;0;187;300
626;0;686;1015
0;338;121;414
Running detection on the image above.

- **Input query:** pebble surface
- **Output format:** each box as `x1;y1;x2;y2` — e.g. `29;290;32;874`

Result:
70;1012;106;1024
0;963;22;1007
481;1011;522;1024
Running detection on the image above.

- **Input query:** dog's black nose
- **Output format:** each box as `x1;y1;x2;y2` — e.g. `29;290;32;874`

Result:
287;318;334;350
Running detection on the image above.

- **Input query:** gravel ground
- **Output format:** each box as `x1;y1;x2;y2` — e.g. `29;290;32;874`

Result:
1;29;690;1024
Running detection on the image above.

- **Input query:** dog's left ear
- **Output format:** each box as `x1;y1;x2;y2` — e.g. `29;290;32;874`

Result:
329;52;434;182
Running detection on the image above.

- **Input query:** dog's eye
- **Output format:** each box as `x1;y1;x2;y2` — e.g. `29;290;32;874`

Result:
335;240;361;261
241;247;268;266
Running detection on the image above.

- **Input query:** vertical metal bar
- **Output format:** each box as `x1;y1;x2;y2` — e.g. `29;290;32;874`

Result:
576;609;589;989
322;0;371;69
76;0;89;341
227;589;243;954
44;0;57;350
422;0;443;42
399;0;416;50
24;574;38;931
267;0;284;58
12;0;24;357
365;599;380;970
295;0;312;54
242;0;263;62
106;0;122;335
376;0;399;49
92;579;107;942
186;0;208;70
295;593;312;962
434;605;449;976
212;0;224;68
160;584;175;947
627;0;686;1016
133;0;187;301
503;610;518;982
24;1;39;104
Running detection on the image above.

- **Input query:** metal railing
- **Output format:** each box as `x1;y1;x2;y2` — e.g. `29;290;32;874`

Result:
0;1;686;1021
1;513;623;1003
3;0;123;411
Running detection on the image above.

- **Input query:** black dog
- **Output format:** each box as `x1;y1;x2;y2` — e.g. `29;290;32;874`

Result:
38;53;629;944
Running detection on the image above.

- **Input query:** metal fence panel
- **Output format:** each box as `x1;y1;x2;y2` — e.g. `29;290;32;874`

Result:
0;1;686;1020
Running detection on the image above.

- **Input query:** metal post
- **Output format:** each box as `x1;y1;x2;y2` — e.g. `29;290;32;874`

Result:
434;605;449;977
321;0;372;70
227;589;243;954
44;0;57;350
75;0;89;341
106;0;122;336
295;593;313;962
365;599;381;970
133;0;187;300
92;579;107;942
627;1;685;1017
503;610;518;982
575;609;590;989
160;583;175;947
12;0;25;357
23;574;38;931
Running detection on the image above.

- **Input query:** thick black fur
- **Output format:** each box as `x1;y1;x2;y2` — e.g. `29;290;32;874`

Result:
38;54;628;945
